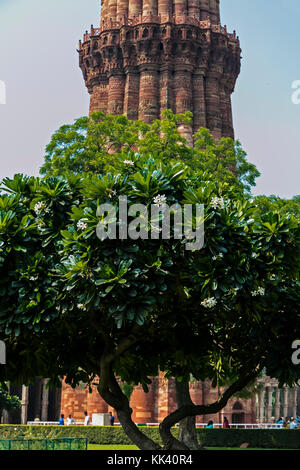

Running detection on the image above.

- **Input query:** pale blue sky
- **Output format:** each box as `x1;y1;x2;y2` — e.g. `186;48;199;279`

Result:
0;0;299;198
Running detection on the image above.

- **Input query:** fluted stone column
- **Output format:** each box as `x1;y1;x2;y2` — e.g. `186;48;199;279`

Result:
266;386;273;422
173;0;188;17
219;78;228;137
174;66;193;114
117;0;129;20
283;387;289;418
128;0;142;18
158;0;172;18
89;80;109;114
101;0;109;27
143;0;158;16
21;385;29;425
138;64;160;123
209;0;220;23
107;71;126;114
205;71;222;139
259;388;265;423
41;379;50;422
108;0;118;22
124;66;140;120
200;0;210;20
223;86;234;138
274;387;281;421
160;66;174;116
292;388;298;418
188;0;200;18
193;70;207;133
174;65;193;143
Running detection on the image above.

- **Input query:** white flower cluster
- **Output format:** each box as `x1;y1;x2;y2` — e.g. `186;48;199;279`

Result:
251;287;265;297
34;201;46;215
77;219;88;231
153;194;167;206
77;303;86;311
201;297;217;308
251;253;259;259
227;287;239;296
106;188;117;199
212;253;224;261
123;160;135;167
29;276;38;281
211;196;225;210
37;221;45;231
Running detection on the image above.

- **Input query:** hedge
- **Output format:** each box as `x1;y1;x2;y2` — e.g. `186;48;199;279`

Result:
0;425;166;446
196;429;300;449
0;425;299;449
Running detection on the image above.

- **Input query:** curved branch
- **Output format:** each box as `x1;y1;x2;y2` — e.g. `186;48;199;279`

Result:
95;325;160;450
97;359;160;450
159;366;263;449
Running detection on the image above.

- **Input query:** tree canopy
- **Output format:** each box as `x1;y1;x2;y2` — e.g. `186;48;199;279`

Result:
254;194;300;220
41;110;260;194
0;111;299;449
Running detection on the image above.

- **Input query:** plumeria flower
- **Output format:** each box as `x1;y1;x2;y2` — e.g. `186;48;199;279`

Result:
251;287;265;297
77;304;86;311
37;221;45;230
77;219;88;231
201;297;217;308
106;188;117;199
211;197;219;210
34;201;47;215
218;197;225;209
211;196;225;210
212;253;224;261
153;194;167;206
123;160;135;167
226;287;239;296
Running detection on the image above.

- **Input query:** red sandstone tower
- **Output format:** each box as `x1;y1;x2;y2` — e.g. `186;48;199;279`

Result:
79;0;241;140
59;0;252;425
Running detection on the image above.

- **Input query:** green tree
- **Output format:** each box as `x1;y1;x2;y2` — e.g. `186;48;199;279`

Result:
41;110;260;195
0;113;299;450
254;194;300;219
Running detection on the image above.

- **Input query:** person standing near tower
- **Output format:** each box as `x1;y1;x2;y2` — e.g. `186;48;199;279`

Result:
84;410;91;425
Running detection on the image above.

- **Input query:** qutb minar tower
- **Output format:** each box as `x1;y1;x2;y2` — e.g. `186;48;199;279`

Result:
79;0;241;140
59;1;250;424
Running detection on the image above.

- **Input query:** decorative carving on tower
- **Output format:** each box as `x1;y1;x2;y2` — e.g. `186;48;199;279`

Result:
79;0;241;139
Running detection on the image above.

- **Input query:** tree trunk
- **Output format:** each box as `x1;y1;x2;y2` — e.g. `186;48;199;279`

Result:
97;357;161;450
117;409;160;450
176;380;201;450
